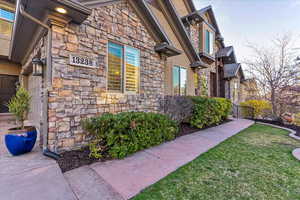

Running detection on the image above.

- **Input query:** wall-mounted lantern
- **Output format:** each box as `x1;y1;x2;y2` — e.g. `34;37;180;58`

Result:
32;57;45;76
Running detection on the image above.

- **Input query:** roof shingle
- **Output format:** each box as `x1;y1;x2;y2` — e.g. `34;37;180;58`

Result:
224;63;241;78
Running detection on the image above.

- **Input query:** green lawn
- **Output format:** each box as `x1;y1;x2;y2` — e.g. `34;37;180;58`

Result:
132;124;300;200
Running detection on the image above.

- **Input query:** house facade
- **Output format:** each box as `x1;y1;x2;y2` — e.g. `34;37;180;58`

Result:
240;78;260;102
0;0;244;152
0;1;20;114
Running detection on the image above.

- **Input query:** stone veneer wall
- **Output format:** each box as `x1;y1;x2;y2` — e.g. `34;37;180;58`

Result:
189;24;200;54
187;22;219;97
48;0;166;152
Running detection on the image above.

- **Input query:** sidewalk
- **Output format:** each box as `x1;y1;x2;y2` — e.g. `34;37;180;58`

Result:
65;119;254;200
0;120;77;200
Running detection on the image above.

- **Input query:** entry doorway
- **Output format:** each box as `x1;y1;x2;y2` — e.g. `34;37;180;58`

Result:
218;66;225;98
0;75;18;113
210;72;217;97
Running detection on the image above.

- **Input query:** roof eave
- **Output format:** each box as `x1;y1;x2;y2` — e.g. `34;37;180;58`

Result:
163;0;203;67
9;0;91;63
129;0;172;45
53;0;92;16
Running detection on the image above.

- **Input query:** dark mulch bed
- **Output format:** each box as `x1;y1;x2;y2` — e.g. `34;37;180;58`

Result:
57;120;232;173
255;119;300;136
57;147;112;173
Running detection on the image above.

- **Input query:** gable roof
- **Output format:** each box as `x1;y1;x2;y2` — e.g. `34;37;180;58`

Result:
158;0;206;68
128;0;182;57
216;46;233;58
224;63;244;80
198;6;220;35
216;46;237;64
181;5;224;47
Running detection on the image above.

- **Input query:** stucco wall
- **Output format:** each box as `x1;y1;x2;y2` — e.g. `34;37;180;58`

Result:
147;0;196;96
48;1;166;152
171;0;190;17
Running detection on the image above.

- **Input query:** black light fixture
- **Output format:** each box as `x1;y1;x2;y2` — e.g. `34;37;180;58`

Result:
32;57;44;76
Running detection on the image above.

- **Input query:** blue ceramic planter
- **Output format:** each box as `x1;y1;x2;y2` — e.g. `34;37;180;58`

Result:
5;128;37;156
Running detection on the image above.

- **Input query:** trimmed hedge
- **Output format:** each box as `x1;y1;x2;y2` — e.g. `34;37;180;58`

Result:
82;112;178;159
189;97;232;129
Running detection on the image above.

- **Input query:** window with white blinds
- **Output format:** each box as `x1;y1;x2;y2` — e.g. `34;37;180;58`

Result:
125;46;140;93
0;8;14;37
107;42;140;93
108;42;123;92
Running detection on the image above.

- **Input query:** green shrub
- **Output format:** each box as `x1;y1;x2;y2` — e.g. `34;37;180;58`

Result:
240;100;272;118
189;97;232;129
293;113;300;126
7;86;31;129
82;112;178;159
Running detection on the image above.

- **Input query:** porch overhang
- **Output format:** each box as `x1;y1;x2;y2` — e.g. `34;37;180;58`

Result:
216;46;237;64
9;0;92;64
190;60;209;69
224;63;243;79
154;42;182;57
181;11;203;24
199;52;216;64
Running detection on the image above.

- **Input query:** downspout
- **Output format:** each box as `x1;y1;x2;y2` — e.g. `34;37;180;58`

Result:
18;4;60;159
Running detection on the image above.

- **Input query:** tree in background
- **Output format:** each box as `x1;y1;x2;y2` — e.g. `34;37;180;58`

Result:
244;34;300;118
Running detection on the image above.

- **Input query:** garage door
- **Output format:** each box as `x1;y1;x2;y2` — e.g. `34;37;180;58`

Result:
0;75;18;113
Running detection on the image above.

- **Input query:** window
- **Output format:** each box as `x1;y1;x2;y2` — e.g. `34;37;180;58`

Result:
173;66;187;96
0;8;14;37
107;42;140;93
125;46;140;92
205;30;214;55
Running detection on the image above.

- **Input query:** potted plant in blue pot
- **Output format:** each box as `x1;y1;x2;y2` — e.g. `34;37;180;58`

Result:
4;86;37;156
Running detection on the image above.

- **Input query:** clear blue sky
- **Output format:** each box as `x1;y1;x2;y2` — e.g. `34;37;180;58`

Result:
193;0;300;62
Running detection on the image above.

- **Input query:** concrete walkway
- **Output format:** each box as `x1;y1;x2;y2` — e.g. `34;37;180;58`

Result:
0;120;77;200
65;119;254;200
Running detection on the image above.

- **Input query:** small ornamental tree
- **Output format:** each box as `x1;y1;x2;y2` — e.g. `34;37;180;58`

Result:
7;86;31;130
200;74;208;97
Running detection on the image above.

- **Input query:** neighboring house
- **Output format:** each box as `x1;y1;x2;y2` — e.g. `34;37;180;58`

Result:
0;0;244;152
240;78;260;102
182;6;245;100
223;63;245;104
279;85;300;114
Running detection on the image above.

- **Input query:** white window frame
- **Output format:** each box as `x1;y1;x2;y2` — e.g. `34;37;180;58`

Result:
172;65;187;96
205;29;214;55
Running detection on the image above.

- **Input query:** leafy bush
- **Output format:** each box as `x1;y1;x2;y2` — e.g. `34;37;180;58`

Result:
160;96;194;123
189;97;232;129
240;100;272;119
293;113;300;126
82;112;178;159
7;86;31;129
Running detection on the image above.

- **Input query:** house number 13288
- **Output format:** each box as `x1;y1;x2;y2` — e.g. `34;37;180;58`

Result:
69;55;96;68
